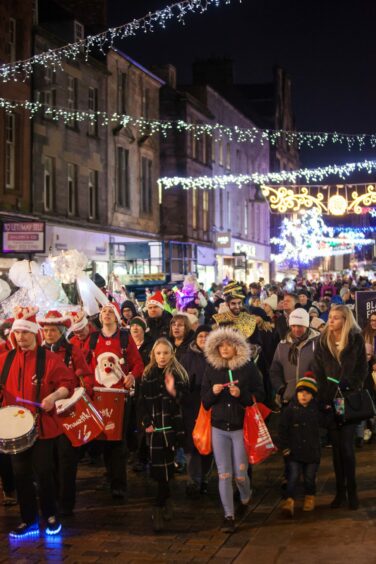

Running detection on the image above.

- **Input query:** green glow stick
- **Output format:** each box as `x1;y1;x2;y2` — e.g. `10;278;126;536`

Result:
228;370;233;384
154;426;172;432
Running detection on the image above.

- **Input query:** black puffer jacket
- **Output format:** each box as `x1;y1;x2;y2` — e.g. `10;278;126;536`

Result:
313;330;367;405
145;310;172;341
201;328;264;431
278;397;321;464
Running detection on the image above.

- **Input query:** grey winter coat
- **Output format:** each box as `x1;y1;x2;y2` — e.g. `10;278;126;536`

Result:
270;328;319;402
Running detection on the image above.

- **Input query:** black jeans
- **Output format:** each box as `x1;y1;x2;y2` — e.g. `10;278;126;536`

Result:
56;434;80;513
0;453;15;494
285;460;319;498
156;480;170;507
101;440;127;491
329;422;357;492
11;438;57;524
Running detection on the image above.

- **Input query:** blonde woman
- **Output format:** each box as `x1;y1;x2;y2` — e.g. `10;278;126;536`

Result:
362;312;376;353
138;338;189;532
313;305;367;510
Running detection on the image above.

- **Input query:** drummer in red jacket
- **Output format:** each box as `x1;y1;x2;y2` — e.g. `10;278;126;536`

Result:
38;310;94;517
67;310;97;362
0;306;74;539
89;303;144;500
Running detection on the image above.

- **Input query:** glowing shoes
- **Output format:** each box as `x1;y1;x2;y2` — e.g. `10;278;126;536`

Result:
9;522;40;539
45;516;62;535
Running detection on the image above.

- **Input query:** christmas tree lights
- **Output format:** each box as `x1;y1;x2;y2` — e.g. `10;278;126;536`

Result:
271;210;375;265
0;0;235;82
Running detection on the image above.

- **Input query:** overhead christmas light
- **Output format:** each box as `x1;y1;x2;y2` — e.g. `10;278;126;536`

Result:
0;0;235;82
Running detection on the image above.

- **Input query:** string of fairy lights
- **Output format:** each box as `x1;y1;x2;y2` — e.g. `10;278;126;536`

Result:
0;0;235;82
2;96;376;152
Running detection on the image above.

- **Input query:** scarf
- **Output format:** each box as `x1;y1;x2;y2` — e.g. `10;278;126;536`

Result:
288;330;310;366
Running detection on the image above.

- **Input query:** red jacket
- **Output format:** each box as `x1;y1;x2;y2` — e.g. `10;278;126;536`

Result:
0;347;75;439
89;329;144;389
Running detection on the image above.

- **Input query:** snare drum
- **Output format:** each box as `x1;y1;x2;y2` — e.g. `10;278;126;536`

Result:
56;387;105;447
92;387;127;441
0;406;37;454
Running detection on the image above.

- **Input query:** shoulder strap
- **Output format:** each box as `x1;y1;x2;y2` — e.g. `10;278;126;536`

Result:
0;349;17;387
89;331;100;351
35;346;46;404
119;329;129;352
64;343;73;367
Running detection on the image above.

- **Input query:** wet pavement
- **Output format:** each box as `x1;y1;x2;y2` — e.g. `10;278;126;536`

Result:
1;419;375;563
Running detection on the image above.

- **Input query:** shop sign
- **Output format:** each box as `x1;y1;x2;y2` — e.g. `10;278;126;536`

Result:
2;222;45;253
215;231;231;248
355;290;376;329
234;242;256;258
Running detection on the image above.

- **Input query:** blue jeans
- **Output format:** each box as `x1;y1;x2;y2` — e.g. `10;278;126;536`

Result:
212;427;251;518
286;460;319;499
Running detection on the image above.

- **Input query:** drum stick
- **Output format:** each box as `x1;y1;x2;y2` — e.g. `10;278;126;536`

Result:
154;426;172;432
16;397;42;408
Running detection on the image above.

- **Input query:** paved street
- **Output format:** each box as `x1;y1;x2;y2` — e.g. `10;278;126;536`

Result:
1;423;375;563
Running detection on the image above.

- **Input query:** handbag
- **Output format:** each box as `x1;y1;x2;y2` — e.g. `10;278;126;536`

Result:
243;399;277;465
192;403;212;455
333;387;376;424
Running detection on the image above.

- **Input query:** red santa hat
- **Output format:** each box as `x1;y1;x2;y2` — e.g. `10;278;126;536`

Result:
10;306;42;347
37;310;71;330
67;310;88;333
99;303;121;325
147;291;164;310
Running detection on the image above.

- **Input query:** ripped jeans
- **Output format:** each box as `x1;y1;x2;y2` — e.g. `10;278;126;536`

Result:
212;427;251;518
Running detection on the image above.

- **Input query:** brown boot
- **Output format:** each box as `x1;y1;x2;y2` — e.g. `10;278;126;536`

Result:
303;495;315;511
281;497;294;517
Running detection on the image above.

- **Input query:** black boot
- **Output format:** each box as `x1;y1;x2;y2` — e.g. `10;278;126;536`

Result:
330;490;347;508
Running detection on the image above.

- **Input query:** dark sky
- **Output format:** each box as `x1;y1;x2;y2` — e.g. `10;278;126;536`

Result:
108;0;376;168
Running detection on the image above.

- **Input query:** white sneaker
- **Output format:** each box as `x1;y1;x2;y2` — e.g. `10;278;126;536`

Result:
364;429;372;442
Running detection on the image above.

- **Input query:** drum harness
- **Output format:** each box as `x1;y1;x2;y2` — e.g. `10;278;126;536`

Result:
0;347;46;435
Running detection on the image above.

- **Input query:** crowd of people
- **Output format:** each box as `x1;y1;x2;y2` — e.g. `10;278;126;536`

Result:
0;271;375;537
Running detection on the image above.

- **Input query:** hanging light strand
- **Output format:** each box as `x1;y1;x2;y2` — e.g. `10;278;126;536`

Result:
0;0;235;82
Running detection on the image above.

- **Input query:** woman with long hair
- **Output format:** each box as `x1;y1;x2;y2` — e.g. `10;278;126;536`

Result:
313;305;367;510
169;314;195;361
138;338;189;532
362;312;376;353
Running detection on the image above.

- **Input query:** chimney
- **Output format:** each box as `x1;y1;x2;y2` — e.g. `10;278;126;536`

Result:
152;64;177;89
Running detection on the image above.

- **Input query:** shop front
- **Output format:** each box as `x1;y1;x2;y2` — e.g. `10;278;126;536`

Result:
216;239;270;284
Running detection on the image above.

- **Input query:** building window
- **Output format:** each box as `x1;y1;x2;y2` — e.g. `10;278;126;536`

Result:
192;189;197;230
220;189;224;229
43;156;55;211
191;124;197;159
116;147;130;208
211;139;216;162
141;157;153;214
5;114;16;190
32;0;39;24
218;139;223;166
117;72;127;114
227;192;231;228
244;203;248;237
141;87;150;119
226;142;231;170
67;76;78;127
88;170;98;219
7;18;16;63
39;67;57;118
88;87;98;136
236;149;242;172
203;191;209;232
67;163;78;216
74;20;84;42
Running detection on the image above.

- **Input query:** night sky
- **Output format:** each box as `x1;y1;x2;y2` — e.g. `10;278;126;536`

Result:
108;0;376;168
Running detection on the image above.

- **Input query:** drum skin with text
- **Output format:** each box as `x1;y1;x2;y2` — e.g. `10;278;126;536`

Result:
92;387;127;441
56;387;105;447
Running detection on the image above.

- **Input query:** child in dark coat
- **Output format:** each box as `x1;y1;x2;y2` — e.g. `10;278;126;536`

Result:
278;375;321;517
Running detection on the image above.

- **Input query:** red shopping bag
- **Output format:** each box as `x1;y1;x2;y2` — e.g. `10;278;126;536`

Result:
243;401;277;464
192;403;212;455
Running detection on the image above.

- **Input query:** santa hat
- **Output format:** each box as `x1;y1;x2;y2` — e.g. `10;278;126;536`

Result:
99;303;121;325
67;310;88;333
38;310;71;330
147;291;164;310
10;306;42;348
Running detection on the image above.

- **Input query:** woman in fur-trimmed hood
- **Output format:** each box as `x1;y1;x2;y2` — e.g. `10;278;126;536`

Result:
201;327;264;533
